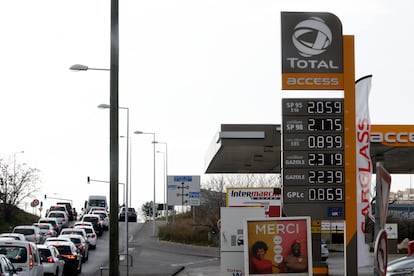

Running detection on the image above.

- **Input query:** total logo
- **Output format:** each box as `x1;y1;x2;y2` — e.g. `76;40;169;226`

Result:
292;17;332;58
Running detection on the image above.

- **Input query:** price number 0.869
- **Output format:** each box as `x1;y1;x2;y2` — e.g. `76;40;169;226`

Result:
309;187;343;201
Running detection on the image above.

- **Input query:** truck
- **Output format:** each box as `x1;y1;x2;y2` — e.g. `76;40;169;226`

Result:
84;195;108;214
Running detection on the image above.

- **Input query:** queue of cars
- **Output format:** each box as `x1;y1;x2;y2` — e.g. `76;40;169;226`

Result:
0;201;109;275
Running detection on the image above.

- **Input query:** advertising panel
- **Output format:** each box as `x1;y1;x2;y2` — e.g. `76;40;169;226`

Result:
226;187;281;217
281;12;343;90
244;217;312;275
220;207;266;276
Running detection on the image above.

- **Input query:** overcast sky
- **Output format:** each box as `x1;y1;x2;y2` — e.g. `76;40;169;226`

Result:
1;0;413;214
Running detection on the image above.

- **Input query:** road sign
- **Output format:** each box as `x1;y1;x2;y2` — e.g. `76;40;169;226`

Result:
31;199;40;207
167;175;200;206
282;98;345;220
374;229;388;276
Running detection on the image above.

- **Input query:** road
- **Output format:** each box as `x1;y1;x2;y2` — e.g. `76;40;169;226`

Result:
81;221;219;275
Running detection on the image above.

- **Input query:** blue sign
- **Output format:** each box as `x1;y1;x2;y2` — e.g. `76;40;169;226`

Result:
328;207;343;217
174;176;193;182
188;192;200;198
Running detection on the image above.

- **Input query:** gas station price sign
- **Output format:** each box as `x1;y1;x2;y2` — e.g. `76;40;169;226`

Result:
282;98;345;220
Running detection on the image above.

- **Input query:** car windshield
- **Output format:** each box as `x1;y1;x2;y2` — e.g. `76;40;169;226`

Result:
38;224;50;230
70;238;81;245
49;213;64;218
39;248;52;258
54;245;72;255
0;246;28;263
89;199;106;207
83;217;98;223
13;229;34;235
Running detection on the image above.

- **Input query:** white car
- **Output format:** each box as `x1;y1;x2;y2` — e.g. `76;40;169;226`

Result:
60;228;88;245
0;239;44;276
46;211;69;228
92;210;109;230
74;225;97;249
0;233;26;241
73;221;93;228
37;244;64;276
12;226;42;244
33;223;57;239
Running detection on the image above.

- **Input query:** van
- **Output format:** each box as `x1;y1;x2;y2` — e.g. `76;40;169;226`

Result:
0;239;44;276
84;195;108;214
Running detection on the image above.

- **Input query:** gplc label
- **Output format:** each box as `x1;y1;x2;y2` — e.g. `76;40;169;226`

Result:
286;192;305;198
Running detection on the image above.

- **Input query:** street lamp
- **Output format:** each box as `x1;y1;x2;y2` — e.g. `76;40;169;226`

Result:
70;2;119;272
134;131;156;236
154;141;168;223
69;64;110;71
156;150;167;223
99;104;130;268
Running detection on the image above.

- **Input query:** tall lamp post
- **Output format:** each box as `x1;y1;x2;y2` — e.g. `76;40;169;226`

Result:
134;131;156;235
70;62;119;275
156;151;166;221
99;104;130;270
154;141;168;223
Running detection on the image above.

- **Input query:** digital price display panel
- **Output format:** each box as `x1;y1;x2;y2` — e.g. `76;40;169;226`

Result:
282;98;345;220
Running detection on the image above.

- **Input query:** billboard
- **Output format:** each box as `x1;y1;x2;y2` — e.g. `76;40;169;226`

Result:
281;12;343;90
244;217;312;275
226;187;281;217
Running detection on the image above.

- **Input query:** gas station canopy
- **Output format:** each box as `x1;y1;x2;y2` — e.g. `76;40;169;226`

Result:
205;124;414;174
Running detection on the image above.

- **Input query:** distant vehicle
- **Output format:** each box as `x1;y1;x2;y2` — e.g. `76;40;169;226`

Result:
38;218;61;234
60;228;88;244
92;210;109;230
73;221;93;228
46;211;69;228
81;214;103;236
12;226;42;244
37;244;64;276
44;237;71;244
74;225;97;249
32;223;57;240
56;202;75;221
0;239;44;276
118;207;137;222
46;241;82;275
47;205;69;220
59;234;89;262
88;206;107;214
0;233;26;241
84;195;108;214
0;253;20;276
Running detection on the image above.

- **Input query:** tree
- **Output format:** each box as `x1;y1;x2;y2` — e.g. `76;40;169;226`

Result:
0;156;41;220
141;201;155;220
194;174;281;236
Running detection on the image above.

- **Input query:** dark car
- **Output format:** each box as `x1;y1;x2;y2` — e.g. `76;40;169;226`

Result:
47;241;82;275
81;214;103;236
56;202;75;221
118;207;137;222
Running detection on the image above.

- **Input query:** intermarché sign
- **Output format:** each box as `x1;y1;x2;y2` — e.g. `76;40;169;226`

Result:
281;12;343;90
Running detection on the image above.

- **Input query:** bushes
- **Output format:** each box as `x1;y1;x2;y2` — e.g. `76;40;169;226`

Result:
158;216;218;247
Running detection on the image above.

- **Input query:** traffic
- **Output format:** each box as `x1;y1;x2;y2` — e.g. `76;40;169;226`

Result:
0;196;136;276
